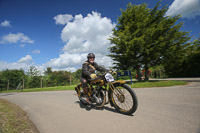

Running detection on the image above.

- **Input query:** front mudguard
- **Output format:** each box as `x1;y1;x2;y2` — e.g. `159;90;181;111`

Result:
108;80;126;107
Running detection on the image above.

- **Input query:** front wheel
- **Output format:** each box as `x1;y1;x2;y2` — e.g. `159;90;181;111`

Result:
109;84;138;115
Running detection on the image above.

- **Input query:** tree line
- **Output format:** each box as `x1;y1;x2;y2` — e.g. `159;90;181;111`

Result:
0;66;82;91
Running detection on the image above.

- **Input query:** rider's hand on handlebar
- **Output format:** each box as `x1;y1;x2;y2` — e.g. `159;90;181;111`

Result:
113;71;117;75
109;70;117;75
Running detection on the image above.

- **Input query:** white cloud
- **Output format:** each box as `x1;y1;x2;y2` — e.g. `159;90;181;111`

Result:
47;11;115;71
53;14;73;25
45;52;87;69
0;20;11;27
166;0;200;19
0;55;36;72
17;55;33;64
20;44;26;47
45;52;113;72
0;61;29;71
61;12;115;55
32;50;40;54
0;32;34;44
0;60;45;75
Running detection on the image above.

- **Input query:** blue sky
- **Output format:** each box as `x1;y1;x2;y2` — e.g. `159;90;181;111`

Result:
0;0;200;73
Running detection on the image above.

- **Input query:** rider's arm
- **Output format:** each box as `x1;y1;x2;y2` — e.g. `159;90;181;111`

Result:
94;62;108;72
82;63;91;79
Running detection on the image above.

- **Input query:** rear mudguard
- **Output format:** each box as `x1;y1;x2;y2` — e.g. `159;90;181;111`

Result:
108;80;126;107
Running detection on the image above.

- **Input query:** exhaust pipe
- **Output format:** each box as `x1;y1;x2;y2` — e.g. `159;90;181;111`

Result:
79;97;88;104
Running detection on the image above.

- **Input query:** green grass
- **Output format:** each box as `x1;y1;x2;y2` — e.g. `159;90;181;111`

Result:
0;81;187;93
130;80;187;88
1;85;77;93
0;98;39;133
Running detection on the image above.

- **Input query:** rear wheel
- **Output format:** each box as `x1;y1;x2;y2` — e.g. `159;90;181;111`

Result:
75;84;88;105
109;84;138;115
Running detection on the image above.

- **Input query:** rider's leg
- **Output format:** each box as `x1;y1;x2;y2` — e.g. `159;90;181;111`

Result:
80;78;89;103
75;84;81;96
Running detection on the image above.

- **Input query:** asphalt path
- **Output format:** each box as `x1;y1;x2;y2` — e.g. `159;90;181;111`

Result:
1;82;200;133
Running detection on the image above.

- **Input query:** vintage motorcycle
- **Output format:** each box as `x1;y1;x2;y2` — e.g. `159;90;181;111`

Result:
75;72;138;115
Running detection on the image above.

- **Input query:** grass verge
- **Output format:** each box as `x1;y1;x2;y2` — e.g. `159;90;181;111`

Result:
130;80;187;88
0;81;188;93
1;85;77;93
0;98;39;133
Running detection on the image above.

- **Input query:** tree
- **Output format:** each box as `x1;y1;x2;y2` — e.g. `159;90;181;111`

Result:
47;70;71;86
27;66;40;77
109;2;190;80
187;37;200;76
0;71;5;90
27;66;41;88
0;69;26;90
168;36;200;77
72;69;82;84
44;67;53;75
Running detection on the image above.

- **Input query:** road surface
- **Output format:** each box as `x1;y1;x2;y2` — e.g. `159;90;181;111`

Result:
0;82;200;133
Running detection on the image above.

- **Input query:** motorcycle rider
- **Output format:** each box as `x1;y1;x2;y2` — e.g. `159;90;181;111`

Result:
80;53;106;103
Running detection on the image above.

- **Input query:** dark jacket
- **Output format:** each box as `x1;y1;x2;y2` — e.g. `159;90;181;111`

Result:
81;60;106;79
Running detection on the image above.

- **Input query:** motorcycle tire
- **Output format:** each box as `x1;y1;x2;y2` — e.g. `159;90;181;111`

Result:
109;84;138;115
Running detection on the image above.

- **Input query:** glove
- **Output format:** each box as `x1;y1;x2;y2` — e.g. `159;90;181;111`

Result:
112;71;117;75
109;70;117;75
90;74;97;79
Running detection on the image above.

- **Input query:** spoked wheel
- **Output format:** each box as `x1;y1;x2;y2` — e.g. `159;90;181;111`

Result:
75;85;89;106
110;84;138;115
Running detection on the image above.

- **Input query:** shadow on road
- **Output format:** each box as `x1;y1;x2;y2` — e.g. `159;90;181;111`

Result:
0;93;15;97
74;101;134;116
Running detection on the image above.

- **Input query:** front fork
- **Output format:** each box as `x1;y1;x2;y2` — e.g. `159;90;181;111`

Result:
108;82;125;106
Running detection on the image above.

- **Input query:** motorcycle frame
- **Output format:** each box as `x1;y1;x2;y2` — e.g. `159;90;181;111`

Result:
76;75;127;107
88;79;126;106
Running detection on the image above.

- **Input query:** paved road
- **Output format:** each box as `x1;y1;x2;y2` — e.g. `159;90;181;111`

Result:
1;82;200;133
127;77;200;82
150;78;200;82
